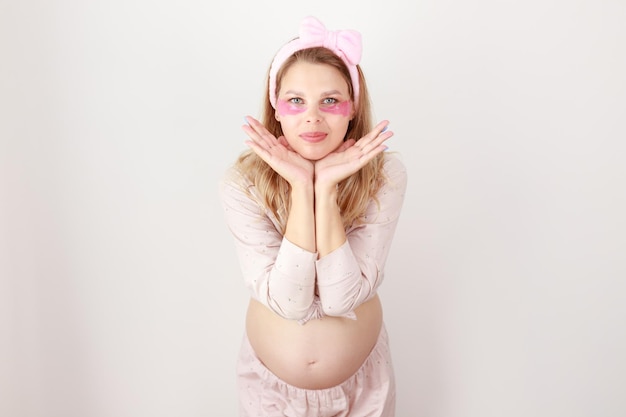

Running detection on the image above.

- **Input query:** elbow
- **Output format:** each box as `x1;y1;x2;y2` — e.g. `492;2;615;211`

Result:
267;298;313;321
320;296;354;317
265;281;316;321
319;278;376;317
279;307;310;321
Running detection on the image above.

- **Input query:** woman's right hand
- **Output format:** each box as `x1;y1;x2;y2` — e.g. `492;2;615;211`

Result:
243;116;314;186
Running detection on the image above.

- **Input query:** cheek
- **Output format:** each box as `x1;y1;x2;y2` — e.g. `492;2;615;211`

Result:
277;100;306;116
320;101;351;117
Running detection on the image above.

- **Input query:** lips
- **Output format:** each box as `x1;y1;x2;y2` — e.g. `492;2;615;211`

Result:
299;132;327;143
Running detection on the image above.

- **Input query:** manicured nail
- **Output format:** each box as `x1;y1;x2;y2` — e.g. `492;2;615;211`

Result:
381;125;388;133
243;116;250;125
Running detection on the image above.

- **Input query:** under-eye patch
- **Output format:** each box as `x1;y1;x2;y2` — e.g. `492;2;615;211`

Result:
320;101;351;116
277;99;306;115
277;99;351;117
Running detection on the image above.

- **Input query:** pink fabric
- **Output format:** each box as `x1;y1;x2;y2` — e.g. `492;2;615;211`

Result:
237;325;396;417
268;16;362;109
219;154;407;324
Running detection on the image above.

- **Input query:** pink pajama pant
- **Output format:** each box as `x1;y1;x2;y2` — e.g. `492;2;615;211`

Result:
237;324;396;417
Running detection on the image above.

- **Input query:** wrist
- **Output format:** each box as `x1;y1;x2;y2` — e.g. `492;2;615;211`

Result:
314;182;339;202
290;181;315;199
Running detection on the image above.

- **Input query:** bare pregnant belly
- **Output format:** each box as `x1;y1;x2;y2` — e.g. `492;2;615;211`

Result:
245;295;383;390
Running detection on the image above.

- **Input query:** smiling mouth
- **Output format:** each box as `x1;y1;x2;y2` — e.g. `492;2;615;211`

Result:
300;132;327;143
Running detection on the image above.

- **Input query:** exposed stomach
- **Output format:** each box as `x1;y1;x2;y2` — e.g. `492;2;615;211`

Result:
245;295;383;390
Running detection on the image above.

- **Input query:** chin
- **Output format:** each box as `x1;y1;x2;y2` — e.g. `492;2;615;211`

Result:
293;144;330;160
300;150;331;161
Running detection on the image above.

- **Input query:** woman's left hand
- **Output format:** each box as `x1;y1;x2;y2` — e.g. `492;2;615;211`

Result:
314;121;393;190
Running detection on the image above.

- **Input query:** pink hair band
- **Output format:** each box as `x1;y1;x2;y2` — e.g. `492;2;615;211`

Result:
268;16;362;109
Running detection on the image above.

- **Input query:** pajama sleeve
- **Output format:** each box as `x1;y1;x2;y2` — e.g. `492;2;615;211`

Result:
219;170;317;321
315;153;407;316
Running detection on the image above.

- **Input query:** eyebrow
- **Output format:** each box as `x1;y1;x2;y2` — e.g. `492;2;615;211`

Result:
282;89;346;97
283;90;304;96
320;90;343;96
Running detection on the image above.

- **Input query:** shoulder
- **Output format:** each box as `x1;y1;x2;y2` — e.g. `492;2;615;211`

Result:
381;152;407;190
218;166;258;207
219;165;247;189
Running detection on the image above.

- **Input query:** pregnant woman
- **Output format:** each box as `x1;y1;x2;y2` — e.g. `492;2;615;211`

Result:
219;16;407;416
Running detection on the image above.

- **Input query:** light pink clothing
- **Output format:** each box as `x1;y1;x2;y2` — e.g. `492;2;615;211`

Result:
219;153;407;324
237;325;396;417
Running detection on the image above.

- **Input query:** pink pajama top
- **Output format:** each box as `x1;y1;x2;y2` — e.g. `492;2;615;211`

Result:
219;153;407;325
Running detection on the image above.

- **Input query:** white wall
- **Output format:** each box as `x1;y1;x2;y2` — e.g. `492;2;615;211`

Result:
1;0;625;416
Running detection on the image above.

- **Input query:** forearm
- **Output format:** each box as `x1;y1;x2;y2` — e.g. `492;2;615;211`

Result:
265;181;316;319
284;182;316;253
267;238;317;319
314;154;408;316
314;184;346;258
268;182;315;320
220;174;317;320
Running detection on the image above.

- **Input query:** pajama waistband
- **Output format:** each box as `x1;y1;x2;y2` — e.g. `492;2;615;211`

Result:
237;323;396;417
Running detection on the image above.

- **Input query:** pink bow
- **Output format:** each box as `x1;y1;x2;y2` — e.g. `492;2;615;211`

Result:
298;16;362;67
268;16;362;109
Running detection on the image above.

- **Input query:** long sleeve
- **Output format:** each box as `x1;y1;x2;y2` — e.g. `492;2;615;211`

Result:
315;153;407;316
219;170;317;320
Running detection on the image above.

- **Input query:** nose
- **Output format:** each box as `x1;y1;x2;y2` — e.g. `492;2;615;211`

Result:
304;104;322;123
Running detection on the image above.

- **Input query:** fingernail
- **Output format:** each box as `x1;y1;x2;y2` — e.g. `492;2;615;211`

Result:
381;125;388;133
243;116;250;125
383;146;389;152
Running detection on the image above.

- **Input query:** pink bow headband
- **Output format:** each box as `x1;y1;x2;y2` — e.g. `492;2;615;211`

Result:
268;16;362;109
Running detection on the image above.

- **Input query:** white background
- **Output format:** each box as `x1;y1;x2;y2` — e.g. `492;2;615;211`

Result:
1;0;625;416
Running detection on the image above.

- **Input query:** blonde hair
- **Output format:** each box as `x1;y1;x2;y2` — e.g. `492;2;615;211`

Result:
235;47;385;233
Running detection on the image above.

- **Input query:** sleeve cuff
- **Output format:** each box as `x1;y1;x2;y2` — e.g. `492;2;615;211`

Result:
315;240;361;286
274;237;318;283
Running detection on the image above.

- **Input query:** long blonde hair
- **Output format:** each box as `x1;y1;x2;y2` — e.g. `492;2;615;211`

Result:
235;47;385;232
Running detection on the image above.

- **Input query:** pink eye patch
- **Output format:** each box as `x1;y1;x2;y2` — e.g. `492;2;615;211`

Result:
320;100;351;116
276;100;352;117
276;100;306;115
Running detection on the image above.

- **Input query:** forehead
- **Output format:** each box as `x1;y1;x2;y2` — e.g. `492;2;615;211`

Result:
280;61;350;94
